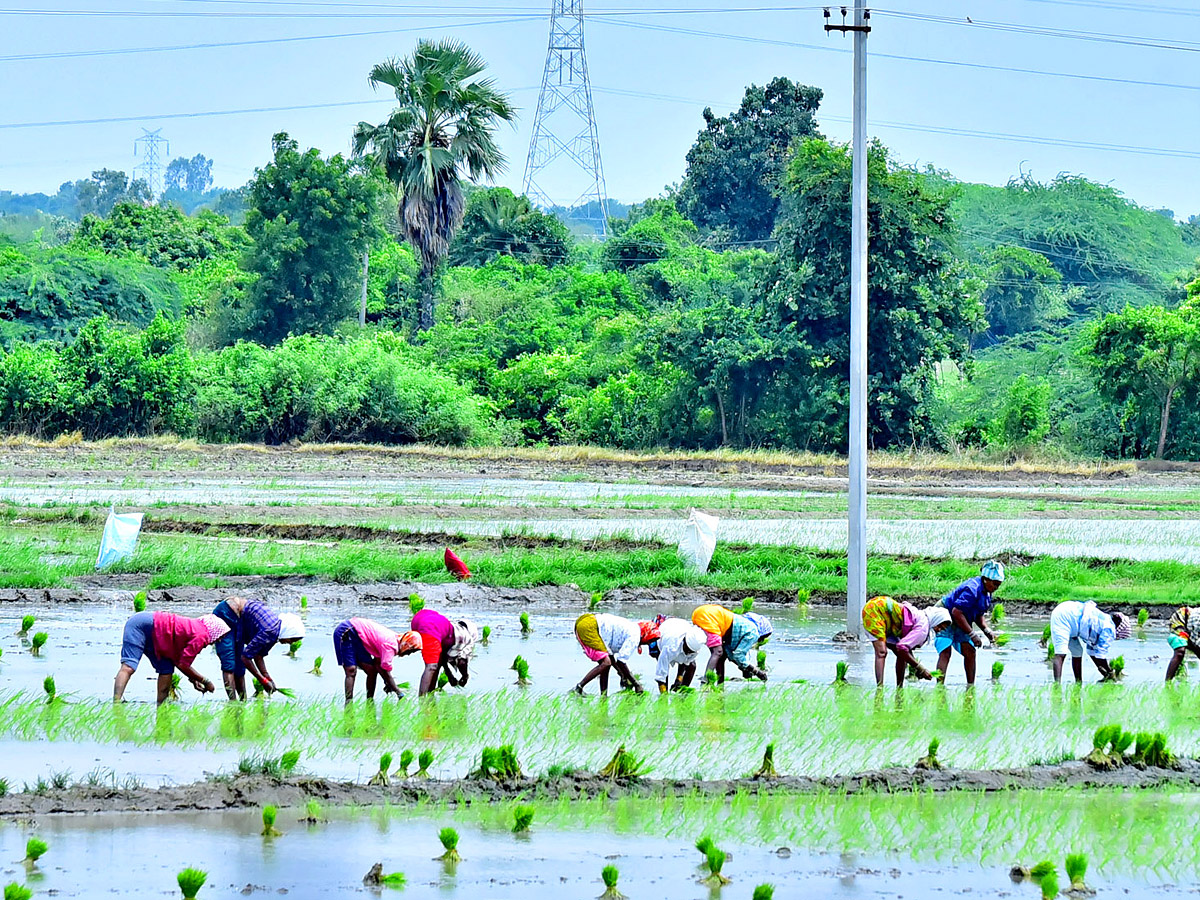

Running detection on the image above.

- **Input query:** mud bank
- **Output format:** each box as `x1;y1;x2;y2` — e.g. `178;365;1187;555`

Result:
3;762;1198;817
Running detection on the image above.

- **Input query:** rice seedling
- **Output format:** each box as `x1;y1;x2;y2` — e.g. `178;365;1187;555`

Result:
437;671;449;691
261;804;282;837
701;845;730;886
752;887;775;900
1132;731;1176;769
741;597;754;613
286;640;302;658
397;749;414;778
0;778;8;796
379;872;406;888
133;591;147;612
481;625;491;645
1029;860;1055;882
992;603;1005;625
589;592;602;611
520;612;531;635
600;864;626;900
22;838;47;866
757;649;768;671
0;647;4;662
1085;724;1130;769
703;670;719;688
29;632;47;656
17;615;34;637
302;799;325;824
695;835;716;860
169;673;182;701
834;661;849;684
308;655;323;675
369;752;393;786
409;594;425;615
752;742;779;779
1040;624;1052;647
280;749;301;773
916;737;942;770
1046;640;1056;660
511;804;535;834
300;595;308;610
994;633;1010;647
4;884;32;900
1040;871;1059;900
177;868;207;900
436;826;461;862
1137;608;1149;627
599;745;648;780
416;749;433;777
1110;656;1125;680
511;655;531;686
1065;853;1089;891
472;745;523;781
42;675;56;703
991;661;1004;681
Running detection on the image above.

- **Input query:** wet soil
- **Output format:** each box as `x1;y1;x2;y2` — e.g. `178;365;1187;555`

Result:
3;762;1197;817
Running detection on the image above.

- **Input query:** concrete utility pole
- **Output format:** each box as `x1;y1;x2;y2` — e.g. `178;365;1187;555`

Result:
825;5;871;637
360;250;369;327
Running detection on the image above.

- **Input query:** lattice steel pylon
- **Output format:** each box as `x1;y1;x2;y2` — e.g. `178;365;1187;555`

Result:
522;0;609;236
133;128;169;200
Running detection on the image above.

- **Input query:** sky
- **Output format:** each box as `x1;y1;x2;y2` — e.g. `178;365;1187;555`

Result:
1;0;1199;219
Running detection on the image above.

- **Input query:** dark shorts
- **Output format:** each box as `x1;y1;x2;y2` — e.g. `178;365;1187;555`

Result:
333;621;374;668
120;611;174;675
212;602;244;676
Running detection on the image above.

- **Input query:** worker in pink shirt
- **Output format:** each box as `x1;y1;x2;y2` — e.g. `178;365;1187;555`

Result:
113;610;230;705
410;608;479;696
332;617;421;702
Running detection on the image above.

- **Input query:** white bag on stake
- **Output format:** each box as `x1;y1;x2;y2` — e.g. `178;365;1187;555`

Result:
96;506;144;570
678;509;719;575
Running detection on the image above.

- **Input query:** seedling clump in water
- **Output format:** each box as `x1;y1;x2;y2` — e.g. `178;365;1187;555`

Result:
29;633;47;656
701;845;730;886
600;864;626;900
756;649;768;671
416;749;433;778
369;752;393;786
397;749;415;778
302;799;325;823
308;655;323;675
752;742;779;779
916;738;942;770
753;886;775;900
1110;656;1125;680
177;868;207;900
1039;624;1051;647
481;625;491;645
280;750;301;774
436;827;461;862
4;884;33;900
520;612;532;635
22;838;47;866
42;676;57;704
1137;608;1149;627
287;640;301;658
1065;853;1091;892
511;804;534;834
695;835;715;859
472;745;523;781
17;615;34;637
512;655;531;685
834;661;849;684
409;594;425;615
991;661;1004;681
741;597;754;613
261;805;282;837
590;592;602;611
133;591;147;613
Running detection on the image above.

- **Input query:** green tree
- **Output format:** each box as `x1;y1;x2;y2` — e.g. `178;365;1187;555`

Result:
352;39;516;331
164;154;214;194
1088;303;1200;459
73;201;247;271
977;244;1064;340
678;77;823;243
993;373;1051;447
448;187;571;267
241;133;380;344
767;138;977;449
72;170;151;219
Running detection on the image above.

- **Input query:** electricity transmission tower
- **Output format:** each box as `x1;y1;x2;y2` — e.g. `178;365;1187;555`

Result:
133;128;169;200
523;0;609;237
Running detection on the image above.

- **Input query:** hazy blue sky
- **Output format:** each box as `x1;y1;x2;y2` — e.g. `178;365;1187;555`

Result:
2;0;1199;218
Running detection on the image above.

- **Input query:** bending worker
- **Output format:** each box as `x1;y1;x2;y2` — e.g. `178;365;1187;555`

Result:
1166;606;1200;681
690;604;770;683
114;610;230;704
410;607;479;696
861;595;934;686
332;617;420;702
211;596;305;700
572;613;657;695
1049;600;1130;683
646;614;708;692
936;561;1004;686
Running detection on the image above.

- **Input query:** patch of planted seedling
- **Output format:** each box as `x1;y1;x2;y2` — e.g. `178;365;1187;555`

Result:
133;591;147;613
1137;608;1149;628
308;655;323;675
834;661;849;684
177;867;207;900
992;661;1004;681
1084;724;1176;770
701;843;730;886
22;838;47;868
4;883;33;900
520;612;531;635
511;804;535;834
472;745;523;781
370;752;394;786
1066;852;1092;894
916;738;942;770
600;864;626;900
752;742;779;779
261;804;282;837
416;749;433;778
436;827;461;862
599;744;648;780
753;886;774;900
29;632;47;656
1110;656;1125;680
396;749;415;778
287;640;302;658
512;655;531;686
409;594;424;615
302;799;325;824
16;615;34;638
481;625;491;645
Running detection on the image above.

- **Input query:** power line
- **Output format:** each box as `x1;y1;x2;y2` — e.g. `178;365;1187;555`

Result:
1018;0;1200;19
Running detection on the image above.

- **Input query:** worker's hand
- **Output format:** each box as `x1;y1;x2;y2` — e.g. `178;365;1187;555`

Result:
261;678;277;694
970;632;984;648
915;666;934;681
571;683;585;696
192;677;213;694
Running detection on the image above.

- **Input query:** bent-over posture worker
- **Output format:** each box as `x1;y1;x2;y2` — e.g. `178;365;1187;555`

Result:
114;611;230;704
410;608;479;696
647;615;708;692
1050;600;1130;683
211;596;305;700
690;604;770;683
572;613;656;695
1166;607;1200;681
332;617;420;702
936;560;1004;686
862;595;934;686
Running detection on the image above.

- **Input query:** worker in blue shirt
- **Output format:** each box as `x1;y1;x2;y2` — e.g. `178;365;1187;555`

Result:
935;560;1004;686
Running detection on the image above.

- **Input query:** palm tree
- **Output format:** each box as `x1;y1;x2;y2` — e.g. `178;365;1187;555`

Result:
353;40;516;331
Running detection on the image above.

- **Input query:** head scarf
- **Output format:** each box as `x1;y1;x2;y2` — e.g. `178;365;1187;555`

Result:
199;614;231;645
653;613;669;627
1112;612;1132;641
743;611;773;641
926;607;952;631
449;619;479;660
277;613;305;642
444;547;471;581
398;631;423;654
981;560;1006;583
636;620;662;653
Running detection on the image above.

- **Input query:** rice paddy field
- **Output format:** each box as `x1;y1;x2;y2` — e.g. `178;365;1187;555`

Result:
2;440;1200;899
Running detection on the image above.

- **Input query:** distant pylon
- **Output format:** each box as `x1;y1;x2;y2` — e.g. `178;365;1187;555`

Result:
523;0;609;236
133;128;169;200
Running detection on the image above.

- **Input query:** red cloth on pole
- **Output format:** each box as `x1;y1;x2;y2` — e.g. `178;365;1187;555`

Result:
444;547;470;581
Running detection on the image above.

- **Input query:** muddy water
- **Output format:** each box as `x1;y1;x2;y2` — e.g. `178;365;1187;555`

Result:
0;803;1187;899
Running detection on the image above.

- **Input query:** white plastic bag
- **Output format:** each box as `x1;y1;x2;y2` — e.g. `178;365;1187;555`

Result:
678;509;719;575
96;506;144;570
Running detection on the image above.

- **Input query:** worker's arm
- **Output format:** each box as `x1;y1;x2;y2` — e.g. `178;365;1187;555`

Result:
242;655;274;691
176;661;215;693
444;658;468;687
976;613;996;643
892;645;932;679
950;608;980;645
612;659;644;693
379;668;404;698
1093;656;1114;680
